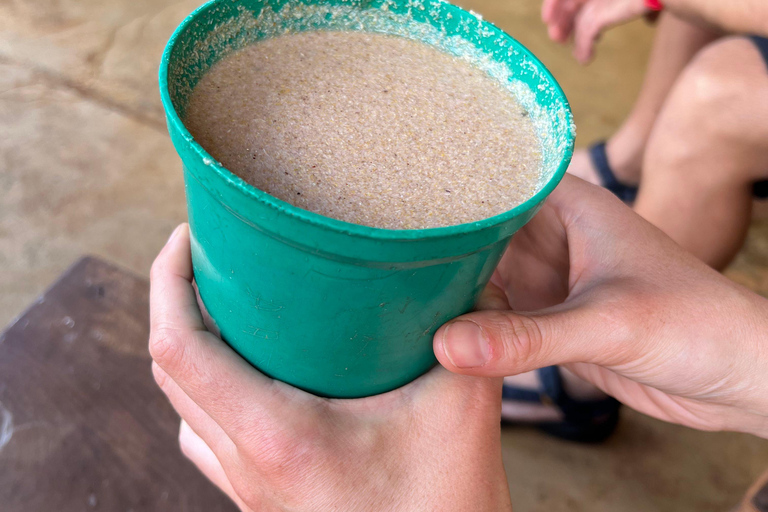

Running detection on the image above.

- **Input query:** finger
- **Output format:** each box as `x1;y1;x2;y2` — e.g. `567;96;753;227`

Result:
498;204;569;311
549;0;580;42
572;3;604;64
544;174;627;228
152;362;236;458
148;227;303;446
561;362;709;429
179;420;254;512
149;319;291;446
547;172;593;203
572;0;648;64
474;278;509;311
150;223;207;335
433;292;635;377
546;175;655;278
541;0;563;23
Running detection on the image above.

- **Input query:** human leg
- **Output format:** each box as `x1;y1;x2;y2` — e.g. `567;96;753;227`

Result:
635;36;768;269
569;13;720;185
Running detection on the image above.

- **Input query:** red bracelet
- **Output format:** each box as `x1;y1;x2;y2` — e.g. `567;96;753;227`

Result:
645;0;664;11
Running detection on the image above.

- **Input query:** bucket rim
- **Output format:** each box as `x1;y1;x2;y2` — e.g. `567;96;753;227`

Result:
158;0;575;241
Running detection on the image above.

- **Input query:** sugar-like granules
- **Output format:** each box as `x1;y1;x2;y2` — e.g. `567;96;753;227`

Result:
185;30;543;229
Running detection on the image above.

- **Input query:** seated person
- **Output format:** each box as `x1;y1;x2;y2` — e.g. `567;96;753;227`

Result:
502;0;768;440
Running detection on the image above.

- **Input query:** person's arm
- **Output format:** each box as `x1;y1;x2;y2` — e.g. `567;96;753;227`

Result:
149;225;512;512
665;0;768;36
542;0;768;64
434;175;768;438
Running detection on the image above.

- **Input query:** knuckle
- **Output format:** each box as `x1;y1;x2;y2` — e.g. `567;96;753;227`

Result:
604;303;636;341
488;313;545;368
149;327;185;369
587;23;602;39
591;294;646;364
240;427;315;487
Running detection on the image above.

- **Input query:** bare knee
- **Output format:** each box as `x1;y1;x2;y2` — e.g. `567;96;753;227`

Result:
645;37;768;182
673;37;766;139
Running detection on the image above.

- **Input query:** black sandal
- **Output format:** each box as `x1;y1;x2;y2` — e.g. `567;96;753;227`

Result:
737;467;768;511
589;141;639;204
754;180;768;200
501;366;622;443
590;140;768;201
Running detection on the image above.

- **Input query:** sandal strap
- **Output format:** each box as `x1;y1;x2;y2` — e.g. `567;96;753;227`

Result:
754;180;768;199
501;367;622;423
501;385;544;403
590;142;639;204
538;366;622;423
501;367;622;443
754;482;768;512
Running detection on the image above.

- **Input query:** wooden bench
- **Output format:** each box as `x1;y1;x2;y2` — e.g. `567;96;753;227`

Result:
0;257;237;512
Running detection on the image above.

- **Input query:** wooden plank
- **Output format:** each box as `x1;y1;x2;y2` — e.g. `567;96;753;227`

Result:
0;256;237;512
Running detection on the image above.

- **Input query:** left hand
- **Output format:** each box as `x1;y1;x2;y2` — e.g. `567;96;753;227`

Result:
433;176;768;438
542;0;650;63
149;224;511;512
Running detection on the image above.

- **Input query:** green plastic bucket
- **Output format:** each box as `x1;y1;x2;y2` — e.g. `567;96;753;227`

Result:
159;0;574;398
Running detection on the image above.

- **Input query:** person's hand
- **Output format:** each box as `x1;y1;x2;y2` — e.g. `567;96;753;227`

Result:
149;224;512;512
542;0;650;63
434;175;768;438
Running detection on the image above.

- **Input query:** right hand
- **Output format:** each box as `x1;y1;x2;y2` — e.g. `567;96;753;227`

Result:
149;224;511;512
434;175;768;438
542;0;650;63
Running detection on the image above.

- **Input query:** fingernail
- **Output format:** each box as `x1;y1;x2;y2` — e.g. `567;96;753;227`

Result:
166;224;183;245
442;321;490;369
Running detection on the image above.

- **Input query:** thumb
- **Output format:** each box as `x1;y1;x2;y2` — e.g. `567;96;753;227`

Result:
433;305;617;377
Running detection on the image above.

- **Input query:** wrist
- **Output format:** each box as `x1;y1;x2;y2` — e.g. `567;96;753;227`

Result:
394;379;512;512
378;442;511;512
408;456;512;512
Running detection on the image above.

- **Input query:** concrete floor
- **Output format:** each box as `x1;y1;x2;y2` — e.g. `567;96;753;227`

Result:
1;0;767;509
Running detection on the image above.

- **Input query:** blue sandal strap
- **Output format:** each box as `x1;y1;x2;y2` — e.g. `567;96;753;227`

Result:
589;142;639;204
501;366;622;443
538;366;621;422
501;366;622;422
501;384;544;403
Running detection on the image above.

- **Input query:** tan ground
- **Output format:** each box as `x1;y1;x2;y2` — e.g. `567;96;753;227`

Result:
1;0;766;509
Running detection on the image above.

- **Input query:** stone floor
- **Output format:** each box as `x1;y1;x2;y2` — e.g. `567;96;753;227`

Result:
1;0;766;510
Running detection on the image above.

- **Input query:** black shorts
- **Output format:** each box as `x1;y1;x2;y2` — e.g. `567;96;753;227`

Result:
748;35;768;199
